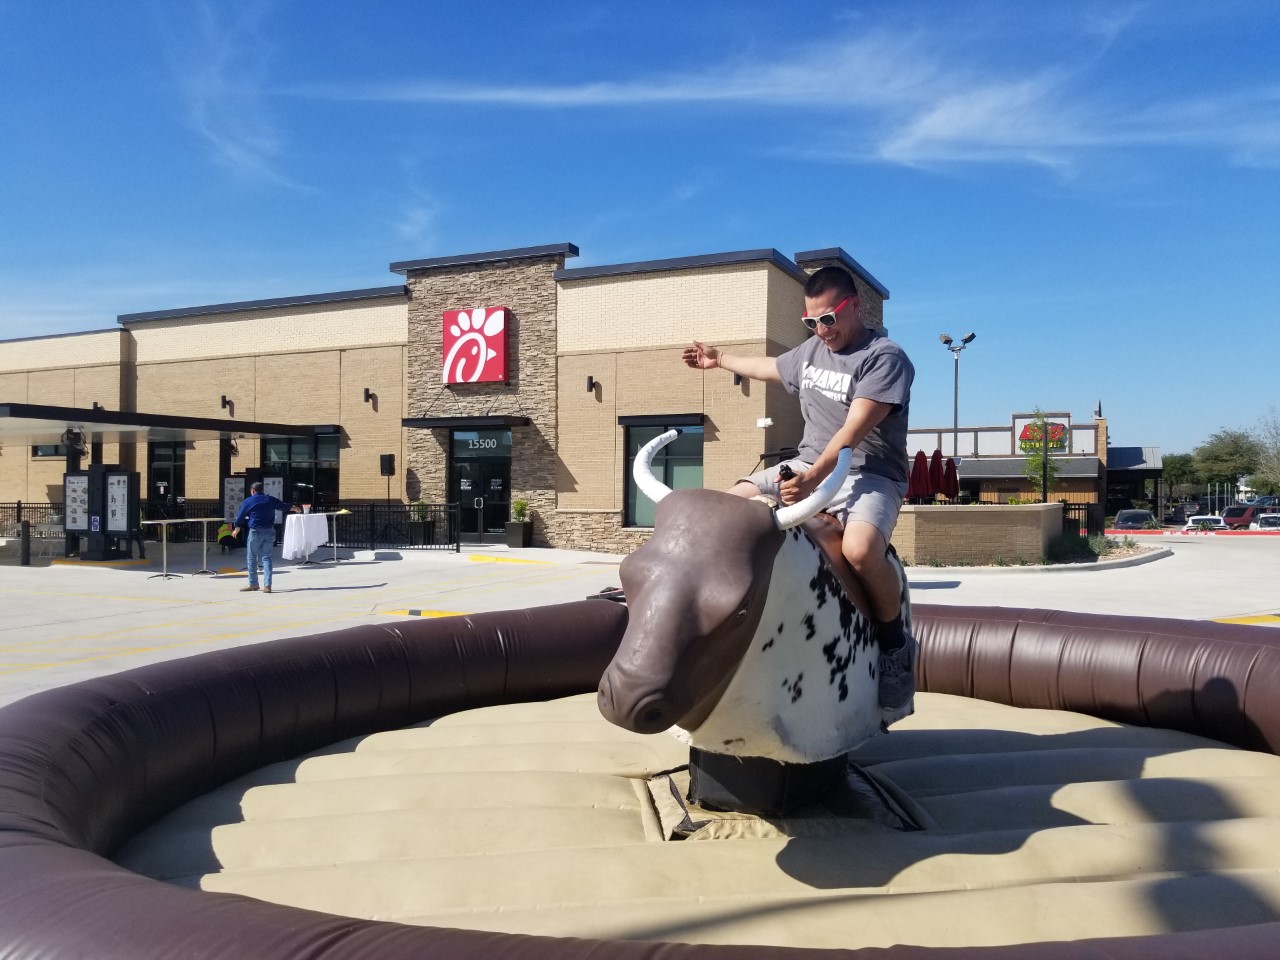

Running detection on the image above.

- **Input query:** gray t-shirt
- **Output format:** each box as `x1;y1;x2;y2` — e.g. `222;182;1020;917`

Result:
775;329;914;484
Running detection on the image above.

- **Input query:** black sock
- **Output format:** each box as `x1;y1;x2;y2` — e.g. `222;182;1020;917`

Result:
876;615;905;652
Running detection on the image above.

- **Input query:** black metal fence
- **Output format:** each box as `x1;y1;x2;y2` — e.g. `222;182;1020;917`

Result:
328;502;460;553
0;502;63;538
2;500;461;553
1062;502;1105;538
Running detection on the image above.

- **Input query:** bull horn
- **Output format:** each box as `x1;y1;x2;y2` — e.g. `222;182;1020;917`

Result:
773;447;853;529
633;428;681;504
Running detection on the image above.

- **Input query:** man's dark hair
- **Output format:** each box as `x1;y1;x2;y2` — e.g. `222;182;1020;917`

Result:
804;265;858;303
250;481;264;493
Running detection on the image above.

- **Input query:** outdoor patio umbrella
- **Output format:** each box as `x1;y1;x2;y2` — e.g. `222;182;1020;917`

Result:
929;449;944;499
906;450;930;501
942;457;960;499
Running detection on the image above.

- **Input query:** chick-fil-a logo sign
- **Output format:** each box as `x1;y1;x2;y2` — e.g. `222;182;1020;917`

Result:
442;307;508;384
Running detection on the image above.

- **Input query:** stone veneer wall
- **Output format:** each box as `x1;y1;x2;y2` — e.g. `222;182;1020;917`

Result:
895;503;1062;566
404;254;566;547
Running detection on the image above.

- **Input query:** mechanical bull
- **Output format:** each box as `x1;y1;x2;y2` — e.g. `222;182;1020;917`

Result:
597;430;913;765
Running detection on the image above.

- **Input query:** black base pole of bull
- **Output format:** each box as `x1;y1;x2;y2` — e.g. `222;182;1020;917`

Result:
687;747;847;818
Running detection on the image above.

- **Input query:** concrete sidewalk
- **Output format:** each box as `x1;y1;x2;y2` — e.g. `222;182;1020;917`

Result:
0;533;1276;707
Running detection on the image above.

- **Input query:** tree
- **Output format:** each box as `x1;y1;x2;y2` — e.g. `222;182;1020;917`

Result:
1022;408;1061;499
1161;452;1200;500
1251;407;1280;495
1193;429;1261;485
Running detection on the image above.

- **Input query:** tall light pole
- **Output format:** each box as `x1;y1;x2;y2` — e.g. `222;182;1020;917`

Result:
939;332;976;457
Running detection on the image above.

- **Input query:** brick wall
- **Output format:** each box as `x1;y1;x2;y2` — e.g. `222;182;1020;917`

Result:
0;329;124;373
557;263;775;353
895;503;1062;565
128;299;407;363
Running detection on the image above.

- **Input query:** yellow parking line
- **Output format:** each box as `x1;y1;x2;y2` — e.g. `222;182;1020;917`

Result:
1214;614;1280;625
467;554;553;565
384;610;466;618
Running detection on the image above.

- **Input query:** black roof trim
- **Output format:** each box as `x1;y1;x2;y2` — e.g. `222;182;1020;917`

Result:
794;248;890;299
616;413;705;427
0;327;121;346
390;244;579;275
117;286;408;325
402;415;532;430
556;249;808;284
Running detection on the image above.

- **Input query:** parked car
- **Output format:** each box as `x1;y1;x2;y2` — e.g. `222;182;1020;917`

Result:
1113;509;1157;530
1250;514;1280;531
1221;504;1280;529
1250;495;1280;507
1183;515;1228;532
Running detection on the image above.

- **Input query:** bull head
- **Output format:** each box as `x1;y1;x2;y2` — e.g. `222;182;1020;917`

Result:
598;430;852;737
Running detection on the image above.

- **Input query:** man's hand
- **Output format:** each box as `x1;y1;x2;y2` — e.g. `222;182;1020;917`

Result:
682;341;720;370
778;469;822;505
230;527;240;539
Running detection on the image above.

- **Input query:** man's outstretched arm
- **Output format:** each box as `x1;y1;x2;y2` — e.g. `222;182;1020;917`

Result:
682;341;781;382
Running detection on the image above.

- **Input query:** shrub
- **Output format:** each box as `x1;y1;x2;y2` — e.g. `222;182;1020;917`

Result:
511;498;530;522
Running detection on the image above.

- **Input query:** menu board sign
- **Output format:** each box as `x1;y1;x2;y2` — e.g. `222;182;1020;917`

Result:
223;476;246;523
264;476;285;523
64;475;89;531
106;474;130;533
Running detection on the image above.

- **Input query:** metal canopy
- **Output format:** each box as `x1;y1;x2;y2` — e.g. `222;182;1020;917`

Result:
0;402;328;446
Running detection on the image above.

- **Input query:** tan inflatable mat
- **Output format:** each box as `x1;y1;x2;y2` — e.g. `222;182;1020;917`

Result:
117;692;1280;950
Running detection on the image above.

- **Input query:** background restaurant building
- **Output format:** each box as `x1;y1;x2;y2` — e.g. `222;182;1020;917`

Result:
0;243;895;552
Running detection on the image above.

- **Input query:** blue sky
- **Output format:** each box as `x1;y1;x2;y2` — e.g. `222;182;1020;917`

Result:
2;1;1277;454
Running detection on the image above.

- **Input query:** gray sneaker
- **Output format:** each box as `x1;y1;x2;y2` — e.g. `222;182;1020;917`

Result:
878;630;918;712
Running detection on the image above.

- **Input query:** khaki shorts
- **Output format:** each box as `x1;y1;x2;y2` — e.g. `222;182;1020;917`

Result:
741;460;906;543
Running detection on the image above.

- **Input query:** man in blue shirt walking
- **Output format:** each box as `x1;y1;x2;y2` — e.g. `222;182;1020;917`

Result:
231;481;293;593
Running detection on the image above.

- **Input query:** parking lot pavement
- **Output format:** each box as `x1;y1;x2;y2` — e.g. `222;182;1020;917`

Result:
0;533;1276;707
0;543;624;707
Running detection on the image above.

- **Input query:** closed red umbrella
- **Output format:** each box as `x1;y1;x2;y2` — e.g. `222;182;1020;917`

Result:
942;457;960;499
906;450;930;500
928;449;944;498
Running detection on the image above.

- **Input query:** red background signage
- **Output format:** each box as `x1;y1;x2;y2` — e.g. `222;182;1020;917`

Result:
1018;421;1067;452
442;307;508;384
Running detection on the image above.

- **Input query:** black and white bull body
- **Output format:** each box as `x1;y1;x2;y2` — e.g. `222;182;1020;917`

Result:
597;431;912;764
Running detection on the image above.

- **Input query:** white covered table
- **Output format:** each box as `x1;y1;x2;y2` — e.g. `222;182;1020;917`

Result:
282;513;329;562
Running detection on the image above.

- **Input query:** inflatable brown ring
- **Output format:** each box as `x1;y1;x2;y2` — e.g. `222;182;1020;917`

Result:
2;599;1279;959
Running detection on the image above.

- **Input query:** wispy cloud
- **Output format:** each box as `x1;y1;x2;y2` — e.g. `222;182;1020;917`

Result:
153;0;299;185
292;12;1280;176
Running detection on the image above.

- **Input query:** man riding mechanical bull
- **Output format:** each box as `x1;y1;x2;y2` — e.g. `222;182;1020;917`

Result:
598;264;917;768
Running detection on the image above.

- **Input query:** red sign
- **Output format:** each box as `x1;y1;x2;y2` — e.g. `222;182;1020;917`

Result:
442;307;508;384
1018;421;1067;452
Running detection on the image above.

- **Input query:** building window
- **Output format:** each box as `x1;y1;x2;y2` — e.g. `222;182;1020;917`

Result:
148;442;187;501
625;424;704;527
32;444;68;458
263;436;340;505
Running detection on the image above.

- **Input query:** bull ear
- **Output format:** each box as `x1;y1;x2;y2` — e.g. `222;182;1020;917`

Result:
774;447;853;529
633;428;681;504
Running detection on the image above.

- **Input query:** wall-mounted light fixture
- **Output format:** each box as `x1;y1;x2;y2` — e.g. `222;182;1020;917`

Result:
732;373;743;386
220;395;231;410
363;387;374;403
586;376;596;393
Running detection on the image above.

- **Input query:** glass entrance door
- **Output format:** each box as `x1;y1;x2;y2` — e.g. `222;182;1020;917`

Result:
450;429;512;544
